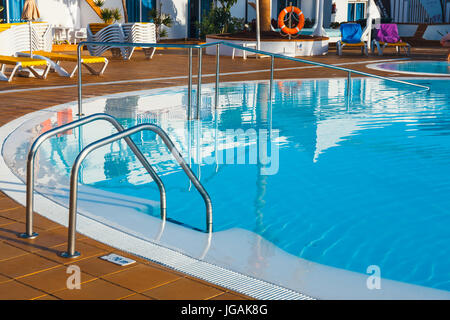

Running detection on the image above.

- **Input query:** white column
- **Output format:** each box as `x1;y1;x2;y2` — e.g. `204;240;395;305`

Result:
365;0;373;50
312;0;320;30
6;0;10;23
256;0;261;50
313;0;326;37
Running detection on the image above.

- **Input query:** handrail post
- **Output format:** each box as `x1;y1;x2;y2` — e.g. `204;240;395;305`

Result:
60;164;81;258
77;43;83;117
188;47;193;120
215;44;220;109
347;71;352;98
197;47;202;120
21;114;167;241
20;147;39;239
270;55;274;102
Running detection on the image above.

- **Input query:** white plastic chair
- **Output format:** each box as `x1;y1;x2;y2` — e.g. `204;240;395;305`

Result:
72;28;87;45
232;43;257;60
122;23;157;60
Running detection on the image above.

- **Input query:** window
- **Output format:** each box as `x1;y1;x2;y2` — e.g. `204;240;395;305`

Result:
0;0;5;23
277;0;301;14
347;1;366;21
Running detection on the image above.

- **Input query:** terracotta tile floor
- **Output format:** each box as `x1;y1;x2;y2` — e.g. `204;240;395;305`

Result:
0;46;447;300
0;202;250;300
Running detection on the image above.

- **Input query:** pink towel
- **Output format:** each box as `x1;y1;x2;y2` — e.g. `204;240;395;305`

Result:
376;24;401;43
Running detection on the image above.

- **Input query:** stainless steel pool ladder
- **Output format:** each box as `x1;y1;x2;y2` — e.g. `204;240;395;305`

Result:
62;123;212;258
21;114;212;258
21;113;166;240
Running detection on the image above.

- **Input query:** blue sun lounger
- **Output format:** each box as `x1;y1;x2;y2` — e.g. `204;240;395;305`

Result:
336;23;368;56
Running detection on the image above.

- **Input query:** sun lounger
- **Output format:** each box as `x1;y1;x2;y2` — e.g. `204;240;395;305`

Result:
0;55;50;82
17;51;108;77
372;24;411;56
336;23;368;56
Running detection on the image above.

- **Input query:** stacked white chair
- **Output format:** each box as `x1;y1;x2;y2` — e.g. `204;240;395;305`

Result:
86;23;127;59
122;23;157;60
33;23;52;52
87;23;157;60
0;23;52;56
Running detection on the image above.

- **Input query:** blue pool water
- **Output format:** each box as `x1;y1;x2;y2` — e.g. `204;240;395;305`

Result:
371;61;450;76
4;78;450;292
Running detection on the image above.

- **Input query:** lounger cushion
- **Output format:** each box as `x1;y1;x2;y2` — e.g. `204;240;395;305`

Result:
377;42;408;46
376;24;401;44
0;55;47;67
342;42;366;47
340;23;363;44
30;51;106;63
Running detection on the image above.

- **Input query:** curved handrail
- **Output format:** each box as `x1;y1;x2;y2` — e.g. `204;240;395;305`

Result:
212;41;430;90
62;123;212;258
76;40;430;118
21;113;166;239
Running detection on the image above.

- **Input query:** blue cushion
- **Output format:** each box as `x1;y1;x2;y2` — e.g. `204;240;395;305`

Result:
340;23;362;44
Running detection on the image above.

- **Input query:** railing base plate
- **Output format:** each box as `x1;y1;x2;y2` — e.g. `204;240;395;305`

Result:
60;251;81;259
18;232;38;239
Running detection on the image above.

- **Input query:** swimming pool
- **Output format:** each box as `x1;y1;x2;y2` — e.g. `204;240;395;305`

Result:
368;61;450;76
2;77;450;299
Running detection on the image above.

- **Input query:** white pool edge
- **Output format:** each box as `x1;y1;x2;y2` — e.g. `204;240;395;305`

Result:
366;61;450;77
0;89;314;300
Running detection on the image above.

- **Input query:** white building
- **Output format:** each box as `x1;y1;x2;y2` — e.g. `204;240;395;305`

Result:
1;0;448;40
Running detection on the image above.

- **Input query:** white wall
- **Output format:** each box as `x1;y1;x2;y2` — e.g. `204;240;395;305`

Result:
36;0;81;29
79;0;126;27
334;0;349;22
231;0;247;20
80;0;102;27
160;0;189;39
36;0;127;29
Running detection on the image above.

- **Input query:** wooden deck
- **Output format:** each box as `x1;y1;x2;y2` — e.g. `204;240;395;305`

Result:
0;45;447;300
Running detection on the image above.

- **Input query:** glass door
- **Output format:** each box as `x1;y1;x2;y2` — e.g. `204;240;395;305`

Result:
188;0;213;38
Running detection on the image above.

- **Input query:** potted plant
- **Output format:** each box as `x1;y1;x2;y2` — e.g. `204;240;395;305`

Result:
196;0;244;39
94;0;122;24
100;8;122;24
148;2;173;42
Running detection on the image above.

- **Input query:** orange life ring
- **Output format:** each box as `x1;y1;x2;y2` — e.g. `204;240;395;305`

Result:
278;6;305;35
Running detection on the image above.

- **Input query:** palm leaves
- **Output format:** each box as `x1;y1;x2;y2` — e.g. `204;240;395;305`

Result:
148;3;173;41
94;0;122;24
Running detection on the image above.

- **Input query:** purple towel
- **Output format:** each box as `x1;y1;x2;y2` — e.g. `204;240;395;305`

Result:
376;24;401;43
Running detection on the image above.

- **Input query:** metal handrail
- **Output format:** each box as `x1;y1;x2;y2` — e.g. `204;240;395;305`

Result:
61;123;213;258
76;40;430;118
211;41;430;90
20;113;166;240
